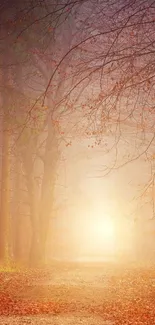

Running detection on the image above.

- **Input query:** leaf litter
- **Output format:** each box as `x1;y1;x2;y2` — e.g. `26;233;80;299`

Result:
0;262;155;324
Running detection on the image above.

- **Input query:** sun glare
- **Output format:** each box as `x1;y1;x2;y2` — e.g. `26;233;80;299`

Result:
87;215;116;253
73;209;117;259
92;217;115;240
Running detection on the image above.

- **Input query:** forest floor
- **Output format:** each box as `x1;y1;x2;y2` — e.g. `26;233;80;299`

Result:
0;261;155;324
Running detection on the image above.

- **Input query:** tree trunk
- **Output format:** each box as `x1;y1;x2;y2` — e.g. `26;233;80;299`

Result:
0;55;10;264
0;120;10;263
12;152;23;263
39;125;59;264
26;173;40;267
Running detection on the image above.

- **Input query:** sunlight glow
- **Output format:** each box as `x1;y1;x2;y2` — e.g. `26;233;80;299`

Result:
84;215;116;253
92;217;115;240
73;208;117;259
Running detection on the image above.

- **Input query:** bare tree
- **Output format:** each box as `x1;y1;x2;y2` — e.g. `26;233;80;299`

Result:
0;0;86;265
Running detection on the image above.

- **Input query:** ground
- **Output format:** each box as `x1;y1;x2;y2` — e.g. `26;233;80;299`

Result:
0;261;155;324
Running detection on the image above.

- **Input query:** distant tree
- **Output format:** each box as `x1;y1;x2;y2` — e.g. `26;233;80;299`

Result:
0;0;86;265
